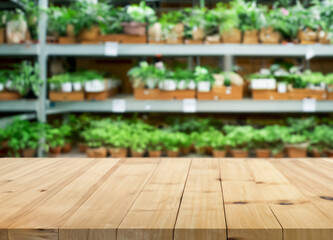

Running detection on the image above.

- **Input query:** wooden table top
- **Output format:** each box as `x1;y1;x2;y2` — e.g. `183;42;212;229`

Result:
0;158;332;240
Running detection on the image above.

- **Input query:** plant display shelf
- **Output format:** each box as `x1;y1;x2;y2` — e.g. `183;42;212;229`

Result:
0;158;332;240
0;44;40;56
47;94;333;113
0;100;39;112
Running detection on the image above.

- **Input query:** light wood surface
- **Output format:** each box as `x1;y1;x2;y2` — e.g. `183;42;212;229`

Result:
0;158;332;240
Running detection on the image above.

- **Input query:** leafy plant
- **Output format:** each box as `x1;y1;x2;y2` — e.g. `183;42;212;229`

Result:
159;11;184;39
124;1;157;25
47;6;78;36
147;130;164;151
307;125;333;152
128;61;165;88
215;3;240;34
100;7;124;34
194;66;214;83
224;125;255;150
183;7;207;39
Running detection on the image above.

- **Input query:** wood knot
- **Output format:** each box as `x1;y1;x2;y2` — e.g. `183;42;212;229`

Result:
216;178;222;182
320;196;333;201
256;181;264;184
232;201;247;205
228;238;243;240
278;202;293;205
40;189;47;192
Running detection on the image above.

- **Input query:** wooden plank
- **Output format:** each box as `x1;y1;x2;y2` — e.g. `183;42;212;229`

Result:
220;159;282;240
174;158;226;240
59;158;160;240
219;158;252;181
248;159;333;240
5;159;122;240
117;158;191;240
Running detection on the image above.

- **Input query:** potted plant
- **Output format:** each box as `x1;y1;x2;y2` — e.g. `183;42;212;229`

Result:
106;125;129;158
252;128;271;158
47;6;77;43
147;130;164;157
203;8;221;44
6;10;29;44
183;8;206;44
194;66;215;100
163;132;182;157
260;9;282;44
265;125;288;158
212;71;244;100
224;125;255;158
178;132;193;156
122;1;156;37
307;125;331;157
210;130;228;158
297;5;321;44
158;11;185;44
326;73;333;99
45;126;66;156
0;11;6;43
233;0;263;44
316;1;333;44
129;132;147;157
283;132;308;158
82;127;108;158
59;124;72;153
214;3;241;43
99;7;125;43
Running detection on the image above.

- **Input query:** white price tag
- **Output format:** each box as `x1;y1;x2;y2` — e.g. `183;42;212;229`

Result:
306;47;315;60
105;42;118;56
302;98;316;112
112;99;126;112
183;99;197;113
145;104;151;110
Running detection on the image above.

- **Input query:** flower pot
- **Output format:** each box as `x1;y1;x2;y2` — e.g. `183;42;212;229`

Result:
22;148;36;158
221;28;241;43
6;19;28;44
78;143;87;153
172;23;184;39
80;25;100;41
66;24;75;38
188;80;196;90
206;34;221;44
86;147;107;158
325;150;333;158
167;150;179;158
273;151;284;158
161;80;177;91
148;150;162;158
49;146;62;156
146;78;159;89
319;31;330;44
84;79;106;93
73;82;82;92
180;146;191;156
177;80;187;90
192;27;205;41
0;83;4;91
298;28;318;44
61;82;72;93
62;142;72;153
0;27;5;44
243;30;259;44
205;146;213;155
122;22;147;36
197;81;211;92
213;150;226;158
286;147;307;158
109;148;127;158
255;149;271;158
148;22;162;42
131;150;144;158
312;149;322;158
231;149;248;158
259;27;281;44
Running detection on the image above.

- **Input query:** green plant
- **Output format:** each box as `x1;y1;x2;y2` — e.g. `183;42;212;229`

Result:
105;124;131;150
21;0;39;40
128;61;165;88
47;6;78;36
159;11;184;39
82;127;107;149
45;125;66;150
183;7;207;39
307;125;333;152
0;11;7;28
224;125;255;150
194;66;214;83
162;131;184;151
124;1;157;25
147;130;164;151
214;3;240;33
301;71;325;86
100;7;124;34
282;132;308;148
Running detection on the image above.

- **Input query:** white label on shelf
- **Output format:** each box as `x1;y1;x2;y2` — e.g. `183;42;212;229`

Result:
306;47;315;60
251;79;276;90
105;42;119;56
302;98;316;112
183;99;197;113
145;104;151;110
112;99;126;112
225;87;231;95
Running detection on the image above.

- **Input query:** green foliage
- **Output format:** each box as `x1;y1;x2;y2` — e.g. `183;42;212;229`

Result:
159;10;184;37
252;126;288;154
48;71;104;85
100;7;124;34
307;125;333;152
147;130;164;151
194;66;214;83
124;1;157;25
193;129;227;150
47;6;78;36
183;7;207;38
224;125;255;150
128;61;165;88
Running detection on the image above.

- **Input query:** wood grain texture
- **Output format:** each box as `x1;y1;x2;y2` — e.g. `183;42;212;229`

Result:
174;158;226;240
0;158;332;240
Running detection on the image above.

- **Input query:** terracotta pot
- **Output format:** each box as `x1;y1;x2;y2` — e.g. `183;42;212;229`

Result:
86;147;107;158
62;142;72;153
172;23;184;38
231;149;248;158
80;25;100;41
131;150;144;158
78;143;87;153
148;150;162;158
22;148;36;158
312;149;322;158
325;150;333;158
221;28;241;43
319;31;330;44
122;22;147;36
243;30;259;44
0;27;5;44
66;24;75;37
110;148;127;158
192;27;205;41
205;146;213;155
273;151;284;158
255;149;271;158
298;28;318;44
167;150;179;158
180;146;190;156
286;147;307;158
49;146;62;155
213;150;226;158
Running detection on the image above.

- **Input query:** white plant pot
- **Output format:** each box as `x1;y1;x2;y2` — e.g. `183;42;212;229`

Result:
162;79;177;91
188;80;196;90
277;82;287;93
85;79;105;92
197;81;211;92
146;78;158;89
158;81;164;90
73;82;82;92
61;82;72;93
0;83;4;91
177;80;187;90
